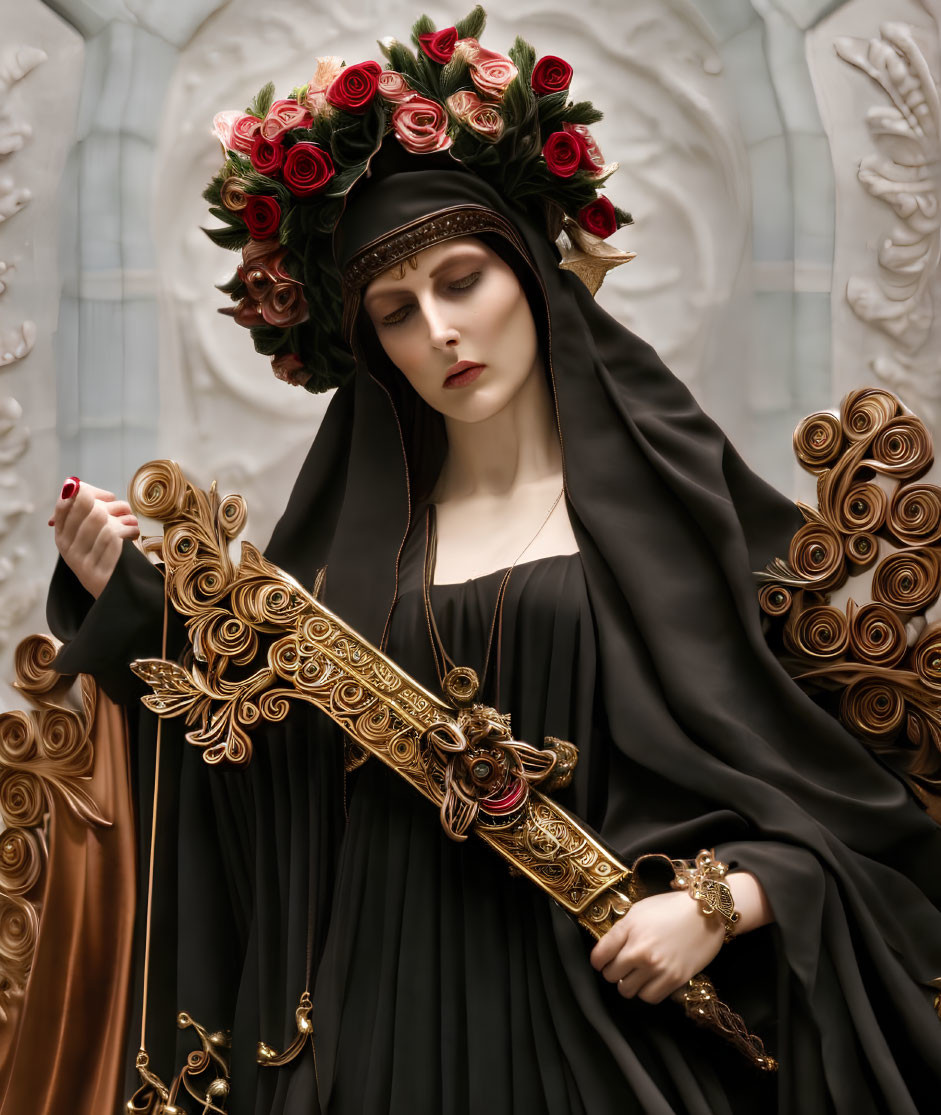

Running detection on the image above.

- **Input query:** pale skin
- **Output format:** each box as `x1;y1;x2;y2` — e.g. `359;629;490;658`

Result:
51;235;773;1003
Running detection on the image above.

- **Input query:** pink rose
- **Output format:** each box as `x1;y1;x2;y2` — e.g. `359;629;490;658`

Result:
453;37;519;99
272;352;312;388
305;56;344;116
378;70;417;104
260;98;313;140
563;122;604;172
391;97;453;154
211;109;241;152
446;90;503;140
229;114;262;155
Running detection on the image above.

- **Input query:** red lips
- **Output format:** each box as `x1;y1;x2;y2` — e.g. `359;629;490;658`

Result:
444;361;485;389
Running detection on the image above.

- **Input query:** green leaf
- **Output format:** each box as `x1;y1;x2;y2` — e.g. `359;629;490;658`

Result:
614;206;633;227
203;224;250;251
207;205;241;228
202;175;223;206
439;54;471;100
216;271;244;296
562;100;603;126
455;5;486;39
325;159;369;200
377;37;397;62
535;89;568;132
246;81;275;120
410;13;436;50
250;324;287;356
508;36;536;84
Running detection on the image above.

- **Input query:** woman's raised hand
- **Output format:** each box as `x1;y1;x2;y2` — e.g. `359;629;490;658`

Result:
49;477;140;599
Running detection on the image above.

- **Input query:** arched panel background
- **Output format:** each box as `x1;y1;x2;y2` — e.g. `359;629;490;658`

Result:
1;0;939;704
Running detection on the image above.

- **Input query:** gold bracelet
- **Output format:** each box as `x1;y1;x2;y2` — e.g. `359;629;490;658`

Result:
672;849;740;942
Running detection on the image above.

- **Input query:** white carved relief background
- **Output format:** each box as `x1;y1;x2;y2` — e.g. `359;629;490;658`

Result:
0;4;82;709
3;0;939;702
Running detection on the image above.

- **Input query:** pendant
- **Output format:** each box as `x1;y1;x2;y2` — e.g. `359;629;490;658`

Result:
442;665;480;706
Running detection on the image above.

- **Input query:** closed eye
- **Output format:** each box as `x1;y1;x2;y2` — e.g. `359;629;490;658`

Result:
448;271;480;291
379;272;482;327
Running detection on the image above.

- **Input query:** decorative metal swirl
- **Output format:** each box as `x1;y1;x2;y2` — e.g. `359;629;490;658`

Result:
0;634;108;1029
128;459;776;1071
759;389;941;815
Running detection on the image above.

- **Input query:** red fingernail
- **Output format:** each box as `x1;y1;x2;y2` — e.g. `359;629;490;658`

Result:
60;477;79;501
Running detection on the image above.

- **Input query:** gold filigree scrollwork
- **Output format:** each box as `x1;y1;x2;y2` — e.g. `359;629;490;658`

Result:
128;460;776;1070
127;1013;231;1114
760;389;941;816
0;634;107;1028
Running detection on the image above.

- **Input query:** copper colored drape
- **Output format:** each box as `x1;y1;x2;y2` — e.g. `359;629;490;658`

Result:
0;689;136;1114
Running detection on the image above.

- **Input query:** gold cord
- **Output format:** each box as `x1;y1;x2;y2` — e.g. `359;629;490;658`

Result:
139;573;169;1055
423;487;564;705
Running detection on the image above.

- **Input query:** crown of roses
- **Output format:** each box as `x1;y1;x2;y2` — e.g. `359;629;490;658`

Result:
204;6;632;392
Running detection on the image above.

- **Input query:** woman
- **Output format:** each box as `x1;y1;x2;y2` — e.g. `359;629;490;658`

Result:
46;14;941;1115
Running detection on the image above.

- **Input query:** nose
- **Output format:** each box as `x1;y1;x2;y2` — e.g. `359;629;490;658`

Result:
421;296;460;350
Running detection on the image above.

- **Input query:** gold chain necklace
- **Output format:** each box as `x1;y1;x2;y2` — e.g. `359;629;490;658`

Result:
422;486;564;709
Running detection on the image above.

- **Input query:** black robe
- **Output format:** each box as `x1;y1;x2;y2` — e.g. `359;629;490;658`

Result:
48;165;941;1113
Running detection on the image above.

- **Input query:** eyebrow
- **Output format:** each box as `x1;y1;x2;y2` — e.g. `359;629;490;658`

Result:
364;247;487;305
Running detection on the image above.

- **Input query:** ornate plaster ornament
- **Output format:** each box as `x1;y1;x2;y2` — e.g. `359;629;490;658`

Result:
0;322;35;368
835;11;941;419
0;46;47;97
0;177;29;224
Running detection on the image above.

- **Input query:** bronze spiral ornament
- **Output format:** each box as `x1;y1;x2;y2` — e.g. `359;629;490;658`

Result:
871;549;941;614
784;606;849;659
839;483;887;534
759;390;941;819
870;417;933;478
841;678;906;738
845;532;879;570
840;388;899;441
758;585;792;617
888;484;941;546
912;627;941;691
793;410;844;470
0;635;107;1029
787;523;845;588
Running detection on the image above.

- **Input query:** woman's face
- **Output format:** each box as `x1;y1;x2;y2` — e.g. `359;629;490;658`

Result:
362;236;542;423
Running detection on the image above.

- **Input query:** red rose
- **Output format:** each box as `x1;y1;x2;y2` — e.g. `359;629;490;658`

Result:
531;56;573;95
577;196;618;239
243;195;281;239
326;61;382;114
542;131;582;177
282;142;335;196
418;27;458;63
250;134;283;176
